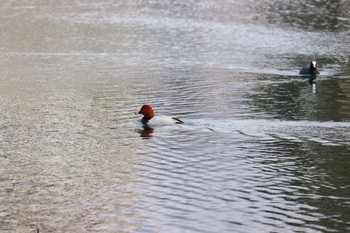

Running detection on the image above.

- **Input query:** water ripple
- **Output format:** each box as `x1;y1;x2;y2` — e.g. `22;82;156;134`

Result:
1;0;350;232
133;118;350;232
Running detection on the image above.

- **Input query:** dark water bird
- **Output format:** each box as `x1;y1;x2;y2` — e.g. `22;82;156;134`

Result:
299;61;319;75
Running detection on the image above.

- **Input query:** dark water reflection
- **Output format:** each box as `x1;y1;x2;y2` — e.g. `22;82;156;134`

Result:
1;0;350;233
249;74;350;121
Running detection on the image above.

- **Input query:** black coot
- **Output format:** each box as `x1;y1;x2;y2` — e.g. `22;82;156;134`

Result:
299;61;319;75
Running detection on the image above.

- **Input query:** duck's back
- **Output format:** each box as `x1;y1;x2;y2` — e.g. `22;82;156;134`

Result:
299;63;319;75
299;64;311;74
148;115;182;126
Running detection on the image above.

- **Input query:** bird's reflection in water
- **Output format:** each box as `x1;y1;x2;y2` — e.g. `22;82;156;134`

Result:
309;75;317;84
309;75;317;93
137;126;154;139
311;82;316;93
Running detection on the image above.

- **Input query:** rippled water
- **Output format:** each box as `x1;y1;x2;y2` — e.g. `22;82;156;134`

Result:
1;1;350;232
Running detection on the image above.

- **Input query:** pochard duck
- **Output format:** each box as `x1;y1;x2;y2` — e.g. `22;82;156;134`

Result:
299;61;319;75
138;104;183;127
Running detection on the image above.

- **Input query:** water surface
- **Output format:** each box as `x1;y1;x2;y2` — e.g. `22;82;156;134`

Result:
0;1;350;232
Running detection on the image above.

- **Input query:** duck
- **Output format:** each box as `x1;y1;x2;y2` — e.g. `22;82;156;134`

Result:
299;61;319;75
138;104;183;127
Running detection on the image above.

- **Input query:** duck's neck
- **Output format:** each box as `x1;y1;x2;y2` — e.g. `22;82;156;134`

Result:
141;116;152;124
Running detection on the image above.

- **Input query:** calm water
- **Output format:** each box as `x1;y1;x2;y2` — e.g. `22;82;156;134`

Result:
1;1;350;232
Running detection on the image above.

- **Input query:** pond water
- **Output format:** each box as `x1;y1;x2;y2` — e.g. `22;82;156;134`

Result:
0;1;350;232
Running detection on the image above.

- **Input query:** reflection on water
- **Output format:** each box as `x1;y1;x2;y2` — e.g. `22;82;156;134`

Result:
137;126;154;139
1;0;350;232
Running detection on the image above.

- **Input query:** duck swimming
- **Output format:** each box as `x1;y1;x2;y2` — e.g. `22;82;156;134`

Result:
138;104;183;127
